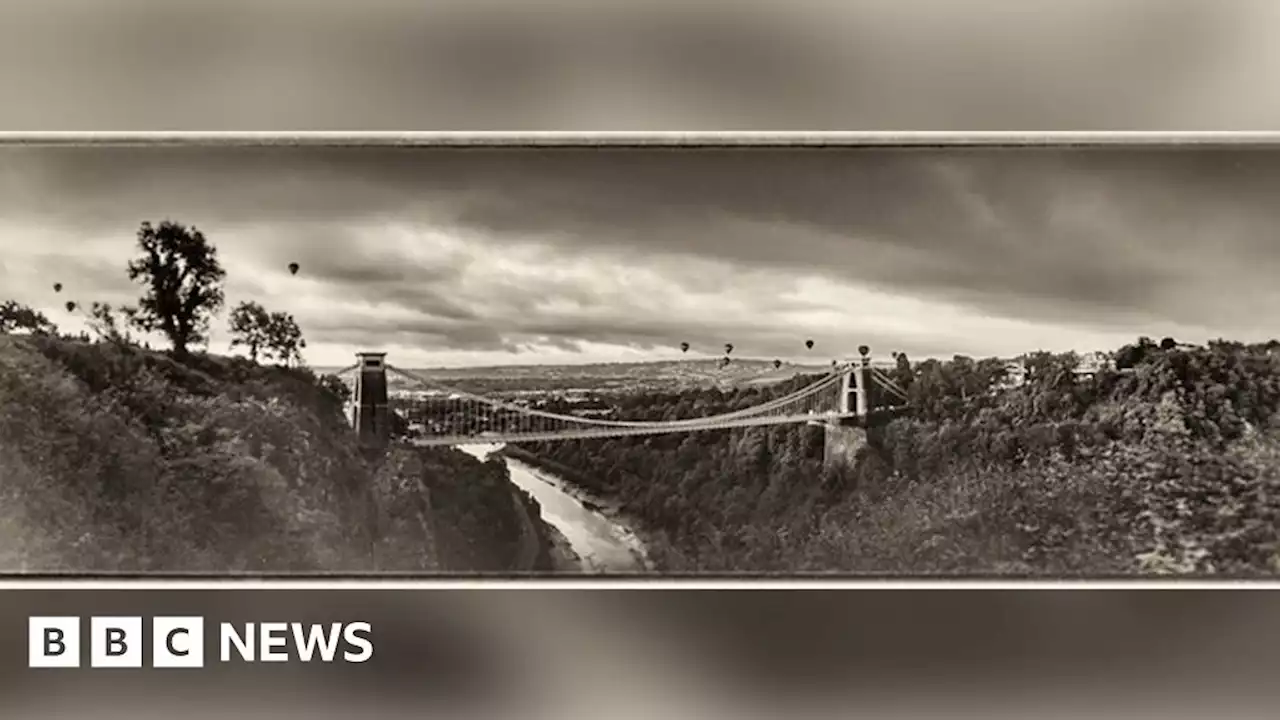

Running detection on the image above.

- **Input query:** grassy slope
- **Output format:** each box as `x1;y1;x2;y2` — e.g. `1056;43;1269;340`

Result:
0;334;547;573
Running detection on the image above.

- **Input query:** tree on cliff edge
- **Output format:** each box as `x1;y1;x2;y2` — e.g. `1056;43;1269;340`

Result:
125;220;226;358
228;300;307;367
227;301;272;363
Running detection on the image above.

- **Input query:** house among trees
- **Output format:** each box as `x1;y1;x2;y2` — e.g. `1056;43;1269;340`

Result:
997;360;1028;390
1073;351;1112;378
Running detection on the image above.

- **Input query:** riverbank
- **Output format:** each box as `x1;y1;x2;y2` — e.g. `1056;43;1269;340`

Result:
498;445;655;572
456;443;652;573
543;523;584;573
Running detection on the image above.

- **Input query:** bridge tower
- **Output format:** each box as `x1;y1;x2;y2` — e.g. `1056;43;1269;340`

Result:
352;352;391;452
836;357;871;417
825;354;872;471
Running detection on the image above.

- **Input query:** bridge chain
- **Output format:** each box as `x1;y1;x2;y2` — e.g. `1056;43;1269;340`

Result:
372;363;875;444
385;364;848;430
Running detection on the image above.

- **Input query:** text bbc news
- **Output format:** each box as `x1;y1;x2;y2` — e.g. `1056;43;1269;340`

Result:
28;616;374;668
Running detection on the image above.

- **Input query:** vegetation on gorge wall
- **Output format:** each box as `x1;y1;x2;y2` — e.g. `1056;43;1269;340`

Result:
0;219;546;573
0;333;548;572
518;339;1280;575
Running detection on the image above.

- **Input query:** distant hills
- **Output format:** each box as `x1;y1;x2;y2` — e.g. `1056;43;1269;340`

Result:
314;357;909;378
314;358;857;393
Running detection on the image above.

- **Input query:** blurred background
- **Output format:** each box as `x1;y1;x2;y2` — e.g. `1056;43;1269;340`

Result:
5;1;1280;717
1;0;1280;131
3;588;1280;718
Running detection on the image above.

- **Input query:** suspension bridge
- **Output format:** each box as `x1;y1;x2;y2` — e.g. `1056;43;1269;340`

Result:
331;352;910;467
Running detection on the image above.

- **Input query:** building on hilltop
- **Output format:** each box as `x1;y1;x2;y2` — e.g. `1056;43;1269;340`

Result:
997;361;1028;390
1073;351;1112;378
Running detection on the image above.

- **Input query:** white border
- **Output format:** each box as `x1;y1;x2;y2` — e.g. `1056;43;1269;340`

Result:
3;129;1275;589
3;131;1280;145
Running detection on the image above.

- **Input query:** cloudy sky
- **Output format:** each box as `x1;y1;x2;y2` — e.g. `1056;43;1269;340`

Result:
1;144;1277;368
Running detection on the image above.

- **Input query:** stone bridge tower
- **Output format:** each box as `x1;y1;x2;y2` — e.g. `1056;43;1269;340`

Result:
823;355;872;471
352;352;391;452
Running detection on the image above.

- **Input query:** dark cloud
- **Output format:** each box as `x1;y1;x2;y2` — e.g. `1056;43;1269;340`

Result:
1;145;1277;363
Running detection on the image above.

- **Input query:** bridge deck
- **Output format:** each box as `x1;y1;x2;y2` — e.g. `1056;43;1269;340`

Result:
340;357;909;447
404;411;855;446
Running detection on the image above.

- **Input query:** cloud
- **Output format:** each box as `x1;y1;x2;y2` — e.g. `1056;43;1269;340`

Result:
0;145;1276;366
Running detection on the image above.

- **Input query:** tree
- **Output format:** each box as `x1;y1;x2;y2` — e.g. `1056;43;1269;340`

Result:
892;351;914;390
1116;336;1158;370
227;301;272;363
318;374;352;404
125;220;226;358
227;300;305;367
265;310;305;367
87;302;135;344
0;300;56;335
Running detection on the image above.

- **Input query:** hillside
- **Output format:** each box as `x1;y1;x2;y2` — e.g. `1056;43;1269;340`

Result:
0;333;555;573
513;339;1280;575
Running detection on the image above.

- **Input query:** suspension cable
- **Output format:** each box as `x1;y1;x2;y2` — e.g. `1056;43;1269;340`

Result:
386;364;847;429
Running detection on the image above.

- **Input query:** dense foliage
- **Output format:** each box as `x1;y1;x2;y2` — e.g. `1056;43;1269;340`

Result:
0;217;550;573
375;444;550;572
517;340;1280;575
227;300;306;366
0;334;543;573
0;300;57;335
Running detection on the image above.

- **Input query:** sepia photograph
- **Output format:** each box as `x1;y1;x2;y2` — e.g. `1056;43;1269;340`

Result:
1;142;1277;576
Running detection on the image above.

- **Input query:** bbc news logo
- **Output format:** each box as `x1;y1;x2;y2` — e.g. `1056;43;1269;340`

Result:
29;616;373;668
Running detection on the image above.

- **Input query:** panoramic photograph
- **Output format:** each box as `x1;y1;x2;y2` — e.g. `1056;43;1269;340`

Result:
0;143;1277;575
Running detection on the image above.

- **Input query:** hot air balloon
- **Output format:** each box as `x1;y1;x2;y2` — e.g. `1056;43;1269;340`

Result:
773;359;782;370
805;339;814;350
680;342;689;353
724;343;734;355
858;345;870;357
288;262;300;276
53;283;62;293
64;301;76;313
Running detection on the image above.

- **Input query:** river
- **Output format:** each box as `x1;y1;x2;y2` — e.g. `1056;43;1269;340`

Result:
457;443;650;573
